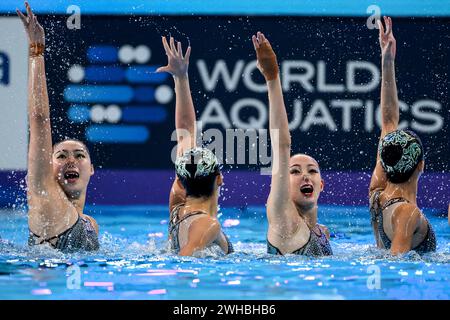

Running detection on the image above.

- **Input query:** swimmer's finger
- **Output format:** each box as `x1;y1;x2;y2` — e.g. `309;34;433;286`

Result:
377;19;384;34
170;37;177;54
16;9;28;26
177;41;183;58
184;46;191;62
156;66;169;73
252;35;259;50
383;16;390;35
257;31;263;43
25;2;34;20
162;36;173;56
260;32;267;43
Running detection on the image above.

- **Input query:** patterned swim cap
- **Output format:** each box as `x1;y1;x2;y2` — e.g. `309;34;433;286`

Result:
175;147;220;179
379;130;424;183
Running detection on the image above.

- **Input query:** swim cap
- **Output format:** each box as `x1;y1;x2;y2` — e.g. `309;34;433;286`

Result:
379;130;424;183
175;147;220;180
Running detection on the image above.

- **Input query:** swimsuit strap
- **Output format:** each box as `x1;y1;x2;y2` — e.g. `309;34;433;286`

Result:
381;197;409;210
310;224;323;238
169;210;208;234
30;214;81;247
370;190;382;223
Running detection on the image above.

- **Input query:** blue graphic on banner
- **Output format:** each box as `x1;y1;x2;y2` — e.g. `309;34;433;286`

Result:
87;46;119;64
68;105;90;123
63;41;171;145
64;85;134;103
85;66;125;82
133;87;156;103
122;107;167;123
125;66;169;83
86;125;150;143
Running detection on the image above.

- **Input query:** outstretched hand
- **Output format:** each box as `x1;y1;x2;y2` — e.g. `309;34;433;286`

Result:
156;36;191;78
16;2;45;46
252;31;279;81
378;16;396;61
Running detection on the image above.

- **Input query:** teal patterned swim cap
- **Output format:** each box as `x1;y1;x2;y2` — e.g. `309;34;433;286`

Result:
379;130;424;183
175;147;220;179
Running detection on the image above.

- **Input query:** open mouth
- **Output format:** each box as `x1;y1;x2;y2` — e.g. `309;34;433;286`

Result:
300;184;314;197
64;171;79;183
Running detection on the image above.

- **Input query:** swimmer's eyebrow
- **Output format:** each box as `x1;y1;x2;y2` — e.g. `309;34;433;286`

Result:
289;164;319;170
55;149;86;154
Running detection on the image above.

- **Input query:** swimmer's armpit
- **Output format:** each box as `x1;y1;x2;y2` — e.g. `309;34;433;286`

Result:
252;32;279;81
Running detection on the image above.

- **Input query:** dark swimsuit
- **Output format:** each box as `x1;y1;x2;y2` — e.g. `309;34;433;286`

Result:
168;205;234;254
267;224;333;257
28;215;99;253
370;191;436;254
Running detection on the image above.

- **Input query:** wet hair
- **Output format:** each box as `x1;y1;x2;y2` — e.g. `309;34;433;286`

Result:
379;130;424;183
175;147;221;198
53;139;91;159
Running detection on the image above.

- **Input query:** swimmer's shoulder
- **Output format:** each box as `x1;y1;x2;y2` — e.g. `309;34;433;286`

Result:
318;224;331;240
81;213;99;235
369;187;384;206
179;216;221;256
391;202;422;233
169;177;187;213
188;215;220;233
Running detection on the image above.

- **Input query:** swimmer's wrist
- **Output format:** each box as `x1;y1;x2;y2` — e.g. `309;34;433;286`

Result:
29;43;45;58
173;73;189;81
382;57;395;69
266;74;280;85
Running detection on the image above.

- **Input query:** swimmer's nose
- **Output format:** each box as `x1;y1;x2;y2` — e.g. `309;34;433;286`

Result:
66;156;77;165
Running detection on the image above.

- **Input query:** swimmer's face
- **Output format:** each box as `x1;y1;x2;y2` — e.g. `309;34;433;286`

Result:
52;141;94;198
289;154;324;210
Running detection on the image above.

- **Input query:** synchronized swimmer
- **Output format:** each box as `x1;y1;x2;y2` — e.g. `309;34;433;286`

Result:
18;2;99;253
10;3;439;256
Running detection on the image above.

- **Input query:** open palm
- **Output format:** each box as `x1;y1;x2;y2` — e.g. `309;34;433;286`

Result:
156;36;191;78
378;16;396;61
16;2;45;46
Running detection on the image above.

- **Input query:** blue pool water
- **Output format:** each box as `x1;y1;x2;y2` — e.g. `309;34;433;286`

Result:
0;205;449;300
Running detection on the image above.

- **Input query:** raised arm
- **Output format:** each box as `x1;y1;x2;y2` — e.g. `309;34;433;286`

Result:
369;17;398;195
252;32;298;234
157;36;195;156
17;3;53;197
157;37;194;210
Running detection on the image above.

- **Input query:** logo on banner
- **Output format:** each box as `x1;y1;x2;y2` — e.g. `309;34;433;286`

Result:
63;44;171;144
195;59;443;134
